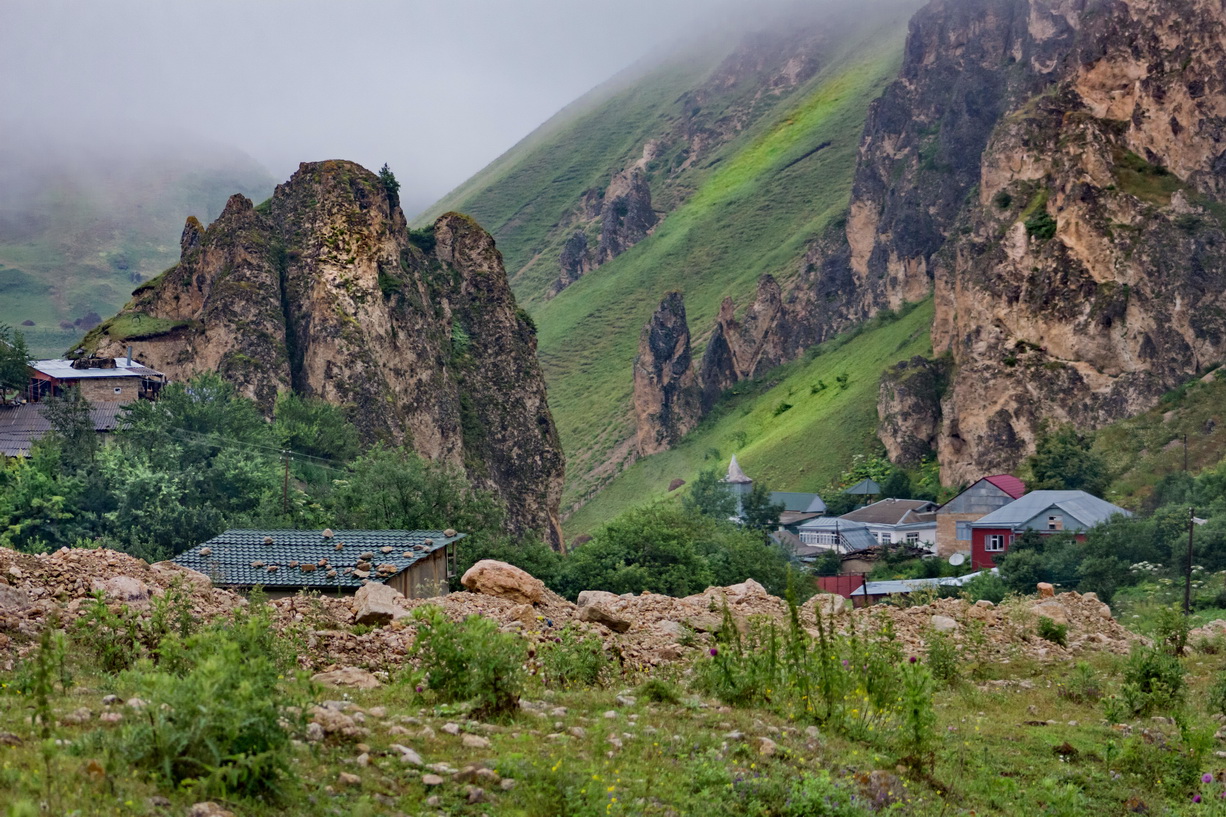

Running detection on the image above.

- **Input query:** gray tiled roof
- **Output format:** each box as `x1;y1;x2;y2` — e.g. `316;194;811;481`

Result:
0;401;126;456
840;498;937;526
971;490;1131;530
172;529;464;589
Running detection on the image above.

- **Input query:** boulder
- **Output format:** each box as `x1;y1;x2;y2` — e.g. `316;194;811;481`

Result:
188;804;235;817
352;582;408;626
1037;582;1055;598
577;590;621;609
0;584;33;614
90;576;150;603
1032;602;1069;627
809;593;850;618
311;667;382;690
578;603;632;633
150;561;212;589
725;578;768;602
931;615;959;633
461;560;545;605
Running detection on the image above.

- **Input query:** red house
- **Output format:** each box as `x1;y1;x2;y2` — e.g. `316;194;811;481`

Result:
970;490;1131;569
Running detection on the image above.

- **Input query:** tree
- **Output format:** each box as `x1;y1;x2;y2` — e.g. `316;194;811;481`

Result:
42;386;98;469
0;324;31;403
682;469;736;520
378;163;400;207
740;482;784;533
272;392;360;463
1025;423;1109;495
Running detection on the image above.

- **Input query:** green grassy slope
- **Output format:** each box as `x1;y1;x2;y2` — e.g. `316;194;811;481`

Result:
540;35;907;510
565;301;934;537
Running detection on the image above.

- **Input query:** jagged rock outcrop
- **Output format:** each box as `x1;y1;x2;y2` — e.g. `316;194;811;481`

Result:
596;167;657;264
698;275;792;410
89;161;565;546
877;356;950;466
633;292;701;456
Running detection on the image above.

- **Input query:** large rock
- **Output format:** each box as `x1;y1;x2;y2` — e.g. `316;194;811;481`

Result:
1032;601;1069;628
0;584;32;614
90;576;151;603
352;582;407;626
576;590;621;609
632;292;701;457
311;667;382;690
150;561;212;589
577;603;632;633
461;560;545;605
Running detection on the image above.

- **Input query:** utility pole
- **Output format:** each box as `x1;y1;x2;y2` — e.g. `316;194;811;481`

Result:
1185;506;1196;615
1184;434;1189;473
282;450;290;515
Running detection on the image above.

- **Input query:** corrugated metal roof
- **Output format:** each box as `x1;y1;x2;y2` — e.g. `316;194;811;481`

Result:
172;529;465;589
31;358;164;379
844;478;881;495
851;569;995;596
0;401;126;456
770;492;826;513
971;490;1131;529
795;517;877;553
840;498;937;525
983;474;1026;499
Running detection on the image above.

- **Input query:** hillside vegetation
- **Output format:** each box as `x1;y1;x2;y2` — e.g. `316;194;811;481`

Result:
0;142;273;356
425;9;915;513
566;301;933;536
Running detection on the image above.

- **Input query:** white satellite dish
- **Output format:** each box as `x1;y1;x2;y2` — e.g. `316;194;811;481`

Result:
948;553;966;567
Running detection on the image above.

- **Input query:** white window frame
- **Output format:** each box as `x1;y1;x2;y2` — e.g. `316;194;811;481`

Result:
905;532;920;544
985;534;1007;552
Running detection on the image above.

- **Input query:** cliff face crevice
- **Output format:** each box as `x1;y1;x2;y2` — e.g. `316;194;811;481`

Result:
90;160;565;547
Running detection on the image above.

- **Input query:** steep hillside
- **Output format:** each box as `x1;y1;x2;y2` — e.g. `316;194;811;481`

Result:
568;301;933;537
86;161;564;547
0;140;274;356
426;5;920;511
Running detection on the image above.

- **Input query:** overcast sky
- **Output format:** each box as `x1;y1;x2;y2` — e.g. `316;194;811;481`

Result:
1;0;770;215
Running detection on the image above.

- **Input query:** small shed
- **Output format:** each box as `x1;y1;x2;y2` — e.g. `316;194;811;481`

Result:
173;529;465;598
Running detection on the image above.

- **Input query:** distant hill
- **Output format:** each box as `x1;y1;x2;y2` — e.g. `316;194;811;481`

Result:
0;138;274;356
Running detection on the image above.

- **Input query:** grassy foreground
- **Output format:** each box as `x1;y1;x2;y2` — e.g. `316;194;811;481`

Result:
563;301;934;537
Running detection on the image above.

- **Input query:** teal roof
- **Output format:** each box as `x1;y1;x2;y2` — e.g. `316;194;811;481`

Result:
971;491;1131;530
173;529;464;590
769;492;827;513
844;478;881;495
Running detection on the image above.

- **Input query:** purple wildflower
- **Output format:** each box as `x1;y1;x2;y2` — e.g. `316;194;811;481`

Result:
1194;794;1202;803
709;647;719;657
1205;773;1214;784
415;685;424;693
909;655;917;664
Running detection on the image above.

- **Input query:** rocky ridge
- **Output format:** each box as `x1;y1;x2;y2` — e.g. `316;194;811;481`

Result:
86;161;564;546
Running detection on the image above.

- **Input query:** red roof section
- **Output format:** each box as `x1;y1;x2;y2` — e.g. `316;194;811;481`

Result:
983;474;1026;499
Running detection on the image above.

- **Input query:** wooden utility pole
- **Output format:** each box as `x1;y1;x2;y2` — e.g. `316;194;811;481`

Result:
1185;506;1195;615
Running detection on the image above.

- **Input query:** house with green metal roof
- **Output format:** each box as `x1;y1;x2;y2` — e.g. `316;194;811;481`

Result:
173;529;465;598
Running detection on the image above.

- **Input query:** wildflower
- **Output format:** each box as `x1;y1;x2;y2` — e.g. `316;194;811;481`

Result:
710;647;719;657
1205;773;1215;784
1194;794;1202;803
909;656;917;664
415;685;424;693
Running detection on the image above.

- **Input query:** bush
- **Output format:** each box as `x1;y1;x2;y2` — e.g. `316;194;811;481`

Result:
1057;661;1103;704
1024;208;1057;240
1107;645;1186;719
925;628;960;685
539;625;609;689
103;604;304;799
410;605;526;718
1037;616;1068;646
1154;605;1190;656
637;678;682;704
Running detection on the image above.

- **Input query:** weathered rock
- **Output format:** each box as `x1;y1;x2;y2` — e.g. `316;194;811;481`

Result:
578;602;632;633
0;584;32;614
1037;583;1055;599
632;292;701;456
1033;602;1069;628
311;667;382;690
352;582;408;626
576;590;621;609
931;615;959;633
461;560;545;605
421;773;445;786
188;803;235;817
90;576;150;603
389;744;424;766
461;734;491;749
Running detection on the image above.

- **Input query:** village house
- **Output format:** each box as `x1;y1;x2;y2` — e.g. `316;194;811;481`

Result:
0;400;125;457
970;490;1131;569
934;474;1025;557
795;516;876;554
172;529;465;598
27;352;166;404
838;498;937;551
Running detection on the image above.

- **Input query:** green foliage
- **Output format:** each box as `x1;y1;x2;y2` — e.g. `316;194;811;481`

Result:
1056;661;1102;704
636;678;681;704
682;469;737;520
954;570;1007;603
0;324;31;400
378;163;400;204
272;392;360;463
407;225;436;254
1025;422;1109;495
409;606;526;719
1024;208;1057;240
772;401;793;416
992;189;1013;210
41;387;98;469
1153;604;1190;656
924;627;960;685
1107;644;1186;719
13;624;70;738
1036;616;1068;646
739;482;785;533
539;625;610;689
101;603;304;799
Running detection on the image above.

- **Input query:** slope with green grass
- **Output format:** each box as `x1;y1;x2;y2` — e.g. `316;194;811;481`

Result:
565;301;933;537
427;11;914;514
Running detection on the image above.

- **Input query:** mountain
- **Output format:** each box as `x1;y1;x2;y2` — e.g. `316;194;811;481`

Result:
84;160;565;547
0;138;275;357
424;1;924;513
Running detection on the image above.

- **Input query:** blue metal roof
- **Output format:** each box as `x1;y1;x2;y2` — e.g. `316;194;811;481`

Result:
970;490;1131;530
172;529;464;589
770;491;827;513
851;569;996;596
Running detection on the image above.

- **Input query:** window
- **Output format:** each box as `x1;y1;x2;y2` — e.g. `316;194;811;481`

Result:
113;387;123;394
1047;515;1063;531
905;532;919;545
877;532;891;545
985;534;1007;552
956;521;972;540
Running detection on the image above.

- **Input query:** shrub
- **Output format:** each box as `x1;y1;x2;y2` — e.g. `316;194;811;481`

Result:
1107;644;1186;719
1025;208;1057;240
103;604;305;799
899;656;938;773
1154;605;1190;656
410;605;526;719
1057;661;1103;704
637;678;682;705
539;625;608;689
773;401;793;416
925;628;960;685
1037;616;1068;646
72;593;141;674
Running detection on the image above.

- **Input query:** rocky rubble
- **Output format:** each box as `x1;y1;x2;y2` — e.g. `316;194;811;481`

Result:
0;550;1139;674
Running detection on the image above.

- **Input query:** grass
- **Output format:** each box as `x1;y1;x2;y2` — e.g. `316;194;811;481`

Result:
1095;366;1226;507
564;301;933;536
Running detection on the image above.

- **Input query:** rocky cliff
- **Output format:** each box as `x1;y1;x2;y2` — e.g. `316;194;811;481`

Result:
88;161;565;546
632;292;701;456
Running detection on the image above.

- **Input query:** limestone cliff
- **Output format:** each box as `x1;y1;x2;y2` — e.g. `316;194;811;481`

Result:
88;161;565;547
632;292;701;456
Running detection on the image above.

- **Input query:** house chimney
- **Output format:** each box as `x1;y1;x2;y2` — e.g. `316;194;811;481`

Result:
126;346;133;366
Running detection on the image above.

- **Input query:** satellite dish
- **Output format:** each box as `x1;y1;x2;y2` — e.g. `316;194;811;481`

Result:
948;553;966;567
